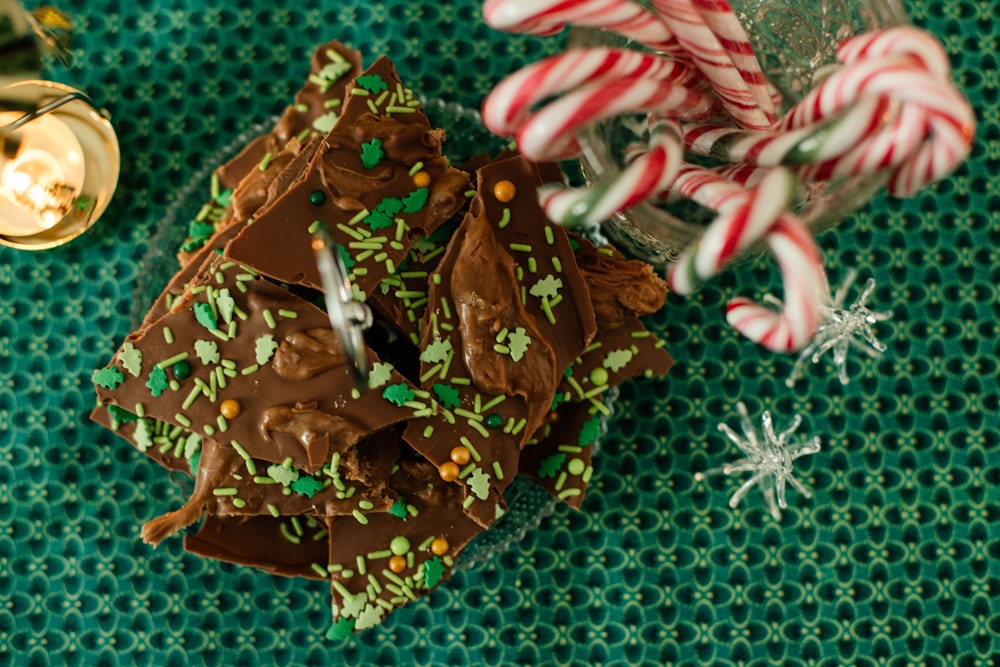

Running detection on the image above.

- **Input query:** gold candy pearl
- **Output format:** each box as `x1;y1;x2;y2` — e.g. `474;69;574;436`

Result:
438;461;460;482
219;399;240;419
449;446;471;466
388;555;407;573
493;179;516;202
430;537;449;556
412;171;431;188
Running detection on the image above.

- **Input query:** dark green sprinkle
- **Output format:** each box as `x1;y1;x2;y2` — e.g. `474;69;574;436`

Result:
172;359;192;380
309;189;327;206
485;413;503;429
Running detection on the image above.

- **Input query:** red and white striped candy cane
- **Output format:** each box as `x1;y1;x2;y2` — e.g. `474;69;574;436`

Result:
515;75;715;162
538;119;684;227
667;167;824;351
483;0;684;55
648;0;773;129
482;47;697;139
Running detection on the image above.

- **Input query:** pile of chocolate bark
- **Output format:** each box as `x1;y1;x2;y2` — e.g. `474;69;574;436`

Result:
91;42;673;637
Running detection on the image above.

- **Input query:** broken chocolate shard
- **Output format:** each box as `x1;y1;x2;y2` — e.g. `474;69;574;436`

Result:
225;57;470;297
93;256;424;475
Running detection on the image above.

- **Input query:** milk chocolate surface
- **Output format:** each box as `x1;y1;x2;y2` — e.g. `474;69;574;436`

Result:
93;256;422;474
225;57;470;296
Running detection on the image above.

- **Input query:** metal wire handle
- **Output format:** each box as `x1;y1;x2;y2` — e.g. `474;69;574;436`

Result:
311;221;373;389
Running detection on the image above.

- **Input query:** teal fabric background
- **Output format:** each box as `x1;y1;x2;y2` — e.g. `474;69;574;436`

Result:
1;0;997;665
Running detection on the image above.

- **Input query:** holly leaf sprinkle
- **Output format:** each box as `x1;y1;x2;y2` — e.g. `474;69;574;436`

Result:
146;366;168;397
432;383;461;409
603;348;634;372
216;289;236;324
193;302;217;331
312;112;339;134
326;617;356;641
382;383;415;407
195;339;220;365
363;209;393;231
290;475;324;498
389;498;408;519
105;404;138;425
420;338;452;364
92;366;124;390
356;74;388;94
134;418;153;452
467;467;491;500
341;592;367;619
360;138;384;169
530;275;563;300
255;335;279;365
355;603;385;631
401;187;429;213
578;414;603;446
367;362;393;389
506;327;531;362
538;453;566;479
424;556;445;589
267;463;299;487
319;60;352;83
337;244;355;271
119;343;142;377
184;432;202;460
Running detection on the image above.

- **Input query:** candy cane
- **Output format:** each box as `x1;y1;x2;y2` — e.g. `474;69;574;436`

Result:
515;75;715;162
538;119;683;227
482;47;698;139
667;167;824;351
483;0;684;55
647;0;773;129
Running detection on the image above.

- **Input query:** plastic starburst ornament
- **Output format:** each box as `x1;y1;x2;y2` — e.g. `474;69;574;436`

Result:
695;402;821;520
786;268;892;387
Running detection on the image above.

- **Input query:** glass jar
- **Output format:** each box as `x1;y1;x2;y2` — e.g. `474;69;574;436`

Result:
570;0;909;267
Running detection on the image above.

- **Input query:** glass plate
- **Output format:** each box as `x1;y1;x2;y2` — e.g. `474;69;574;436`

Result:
132;99;616;572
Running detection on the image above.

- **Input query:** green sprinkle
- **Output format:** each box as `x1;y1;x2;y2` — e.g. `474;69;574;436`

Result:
492;461;504;480
212;487;238;496
174;413;191;427
253;475;276;485
356;555;367;575
263;309;276;328
408;161;424;176
358;500;374;511
231;498;247;509
352;510;369;525
307;220;322;234
259;152;273;171
509;242;532;253
277;309;298;319
155;352;189;370
241;364;259;375
390;536;410;556
163;327;174;344
311;563;329;578
498;208;511;228
267;503;280;518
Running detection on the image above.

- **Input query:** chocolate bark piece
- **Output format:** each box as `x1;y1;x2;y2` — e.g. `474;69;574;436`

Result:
176;42;363;261
569;231;668;327
225;57;471;297
401;154;597;527
185;513;331;579
519;400;598;509
215;42;363;190
325;459;484;637
139;429;400;546
92;255;424;475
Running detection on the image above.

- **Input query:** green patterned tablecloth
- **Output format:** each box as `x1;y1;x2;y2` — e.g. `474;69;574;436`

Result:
1;1;997;665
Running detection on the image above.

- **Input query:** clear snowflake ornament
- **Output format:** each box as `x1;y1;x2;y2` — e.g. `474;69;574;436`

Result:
695;402;821;520
785;268;892;387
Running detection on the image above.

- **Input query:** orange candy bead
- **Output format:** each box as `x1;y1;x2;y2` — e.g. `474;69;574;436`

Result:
412;171;431;188
430;537;449;556
438;461;460;482
388;555;407;573
493;179;516;202
219;399;240;419
449;446;471;466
